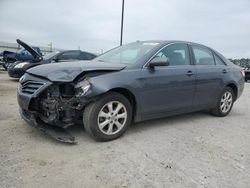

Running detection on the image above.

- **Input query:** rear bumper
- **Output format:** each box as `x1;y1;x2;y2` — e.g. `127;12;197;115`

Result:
237;78;245;100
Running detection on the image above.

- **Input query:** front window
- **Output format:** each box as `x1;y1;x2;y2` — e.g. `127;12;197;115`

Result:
153;43;190;66
95;42;159;65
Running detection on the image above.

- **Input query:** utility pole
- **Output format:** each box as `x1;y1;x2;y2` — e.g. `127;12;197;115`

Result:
120;0;125;46
48;42;52;52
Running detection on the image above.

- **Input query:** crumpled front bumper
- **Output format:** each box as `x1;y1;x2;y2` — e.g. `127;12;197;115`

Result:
17;73;77;144
19;108;77;144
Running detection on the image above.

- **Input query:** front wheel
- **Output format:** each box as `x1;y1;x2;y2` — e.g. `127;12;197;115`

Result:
211;87;235;117
83;92;132;141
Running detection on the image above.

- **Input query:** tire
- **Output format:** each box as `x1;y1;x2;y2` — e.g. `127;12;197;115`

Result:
3;63;8;71
83;92;132;141
211;87;235;117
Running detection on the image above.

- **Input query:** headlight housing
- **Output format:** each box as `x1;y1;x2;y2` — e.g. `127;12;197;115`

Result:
76;79;91;96
19;74;26;82
14;62;29;68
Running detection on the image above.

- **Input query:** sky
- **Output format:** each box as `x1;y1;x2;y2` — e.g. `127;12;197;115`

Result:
0;0;249;58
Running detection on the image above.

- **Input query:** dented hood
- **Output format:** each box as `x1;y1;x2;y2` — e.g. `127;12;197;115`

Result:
27;60;126;82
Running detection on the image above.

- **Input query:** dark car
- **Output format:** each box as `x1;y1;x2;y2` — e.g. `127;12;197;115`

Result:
8;49;97;78
244;68;250;82
0;52;3;67
2;39;42;70
17;40;245;143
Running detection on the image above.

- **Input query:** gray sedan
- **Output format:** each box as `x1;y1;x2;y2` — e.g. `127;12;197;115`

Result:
17;40;245;143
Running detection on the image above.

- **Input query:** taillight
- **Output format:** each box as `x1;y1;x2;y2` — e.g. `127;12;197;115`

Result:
240;69;245;77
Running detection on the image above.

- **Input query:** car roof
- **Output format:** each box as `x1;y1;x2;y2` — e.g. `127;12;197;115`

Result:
135;40;212;48
59;50;96;56
135;40;234;67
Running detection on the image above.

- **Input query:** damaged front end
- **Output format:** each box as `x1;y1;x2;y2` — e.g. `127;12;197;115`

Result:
39;83;87;128
18;74;95;144
18;61;126;143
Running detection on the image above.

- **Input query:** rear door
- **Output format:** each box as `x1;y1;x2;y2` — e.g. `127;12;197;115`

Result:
191;45;226;108
139;43;196;115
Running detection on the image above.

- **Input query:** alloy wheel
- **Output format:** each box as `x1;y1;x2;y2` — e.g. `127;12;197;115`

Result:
97;101;127;135
220;91;233;113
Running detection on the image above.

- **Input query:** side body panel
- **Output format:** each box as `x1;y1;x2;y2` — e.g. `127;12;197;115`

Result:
138;66;196;115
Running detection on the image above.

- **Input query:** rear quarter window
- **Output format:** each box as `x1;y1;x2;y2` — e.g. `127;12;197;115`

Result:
214;54;226;65
192;45;215;65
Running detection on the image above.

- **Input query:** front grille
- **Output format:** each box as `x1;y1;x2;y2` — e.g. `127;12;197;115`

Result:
21;80;45;94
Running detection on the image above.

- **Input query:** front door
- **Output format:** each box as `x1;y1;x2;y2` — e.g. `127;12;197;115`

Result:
139;43;196;115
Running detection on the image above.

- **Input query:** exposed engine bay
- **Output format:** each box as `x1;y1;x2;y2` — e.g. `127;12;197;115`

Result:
38;84;87;128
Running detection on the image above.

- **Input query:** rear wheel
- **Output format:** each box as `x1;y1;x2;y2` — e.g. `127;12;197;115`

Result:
83;92;132;141
211;87;234;117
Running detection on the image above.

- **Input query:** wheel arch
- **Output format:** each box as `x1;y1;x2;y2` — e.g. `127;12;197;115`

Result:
226;83;238;101
108;87;137;119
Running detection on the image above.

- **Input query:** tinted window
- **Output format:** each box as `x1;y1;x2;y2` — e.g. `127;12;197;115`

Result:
88;54;96;59
79;52;88;60
81;52;96;60
214;54;226;65
58;51;80;60
18;49;31;55
192;46;215;65
154;43;190;66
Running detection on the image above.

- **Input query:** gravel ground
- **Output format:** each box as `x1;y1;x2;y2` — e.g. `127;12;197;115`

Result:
0;68;250;188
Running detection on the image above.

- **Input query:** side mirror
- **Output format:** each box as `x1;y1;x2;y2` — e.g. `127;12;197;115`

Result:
148;57;169;68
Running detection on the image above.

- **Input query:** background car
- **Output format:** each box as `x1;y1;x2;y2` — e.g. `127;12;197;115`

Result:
8;50;97;78
17;40;245;143
2;39;42;70
244;68;250;82
0;52;3;67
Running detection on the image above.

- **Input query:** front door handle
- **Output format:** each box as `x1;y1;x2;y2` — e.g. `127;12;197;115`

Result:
186;70;194;76
222;69;228;74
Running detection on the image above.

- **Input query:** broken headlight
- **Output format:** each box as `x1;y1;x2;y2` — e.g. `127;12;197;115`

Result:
75;79;91;96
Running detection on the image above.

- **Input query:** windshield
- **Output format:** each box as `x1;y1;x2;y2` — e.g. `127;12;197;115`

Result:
43;51;60;60
95;42;159;65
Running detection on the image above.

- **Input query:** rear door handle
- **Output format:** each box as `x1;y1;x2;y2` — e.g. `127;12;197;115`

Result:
186;70;194;76
222;69;228;74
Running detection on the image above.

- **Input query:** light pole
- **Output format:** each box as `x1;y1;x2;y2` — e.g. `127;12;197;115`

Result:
48;42;52;52
120;0;125;46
